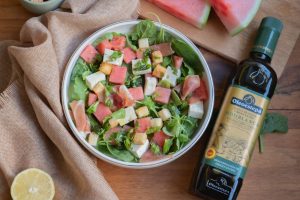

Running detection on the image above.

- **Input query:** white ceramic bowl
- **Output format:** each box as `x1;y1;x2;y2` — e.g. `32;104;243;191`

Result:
62;20;214;169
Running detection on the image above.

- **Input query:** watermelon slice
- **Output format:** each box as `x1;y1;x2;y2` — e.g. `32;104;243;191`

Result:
210;0;262;36
148;0;211;29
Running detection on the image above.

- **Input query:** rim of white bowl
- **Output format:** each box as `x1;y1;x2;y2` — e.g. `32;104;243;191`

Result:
62;20;215;169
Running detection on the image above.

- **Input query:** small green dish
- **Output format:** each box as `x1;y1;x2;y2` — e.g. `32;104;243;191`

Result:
20;0;64;15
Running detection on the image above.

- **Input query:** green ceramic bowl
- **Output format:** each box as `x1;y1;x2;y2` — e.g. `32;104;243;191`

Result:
20;0;64;15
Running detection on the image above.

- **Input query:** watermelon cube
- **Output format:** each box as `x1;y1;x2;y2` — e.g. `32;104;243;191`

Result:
87;92;97;106
109;66;127;84
110;36;126;50
128;87;144;101
173;55;183;69
152;131;170;148
154;87;171;104
93;103;112;123
136;48;145;59
189;79;208;103
80;44;98;63
97;39;112;55
135;117;151;133
122;47;136;64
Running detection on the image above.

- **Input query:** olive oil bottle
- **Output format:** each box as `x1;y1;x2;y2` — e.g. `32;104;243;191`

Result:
190;17;283;200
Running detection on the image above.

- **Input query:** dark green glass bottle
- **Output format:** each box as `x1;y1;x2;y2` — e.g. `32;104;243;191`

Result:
190;17;283;200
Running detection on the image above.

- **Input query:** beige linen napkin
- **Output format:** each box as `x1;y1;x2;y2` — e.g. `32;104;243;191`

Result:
0;0;139;199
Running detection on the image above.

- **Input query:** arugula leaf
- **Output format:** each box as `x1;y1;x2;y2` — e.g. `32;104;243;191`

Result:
137;96;159;117
258;112;288;153
163;139;173;154
171;39;203;74
86;101;99;115
150;142;161;155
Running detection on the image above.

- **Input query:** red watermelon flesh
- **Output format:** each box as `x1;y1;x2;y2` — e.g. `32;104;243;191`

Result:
148;0;211;29
210;0;262;36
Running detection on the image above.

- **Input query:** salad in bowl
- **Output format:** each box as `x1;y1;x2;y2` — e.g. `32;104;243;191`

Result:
62;20;214;168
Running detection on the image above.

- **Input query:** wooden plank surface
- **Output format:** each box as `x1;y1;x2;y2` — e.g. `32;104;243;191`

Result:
139;0;300;78
0;1;299;200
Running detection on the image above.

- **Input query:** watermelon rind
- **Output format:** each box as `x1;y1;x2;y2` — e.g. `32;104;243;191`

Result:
230;0;262;36
198;3;211;28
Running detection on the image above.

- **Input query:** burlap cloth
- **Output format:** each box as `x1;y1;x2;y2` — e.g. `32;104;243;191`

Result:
0;0;139;199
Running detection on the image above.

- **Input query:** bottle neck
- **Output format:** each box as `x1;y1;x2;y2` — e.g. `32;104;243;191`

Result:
249;51;271;64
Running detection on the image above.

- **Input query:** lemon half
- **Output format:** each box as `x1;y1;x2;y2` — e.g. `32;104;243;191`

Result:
11;168;55;200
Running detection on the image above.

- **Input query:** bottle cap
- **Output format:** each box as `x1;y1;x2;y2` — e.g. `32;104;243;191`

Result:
251;17;283;59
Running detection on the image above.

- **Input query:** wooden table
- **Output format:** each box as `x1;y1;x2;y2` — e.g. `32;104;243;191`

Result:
1;1;299;199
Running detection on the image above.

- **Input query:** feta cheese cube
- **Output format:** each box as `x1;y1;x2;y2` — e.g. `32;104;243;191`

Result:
138;38;149;48
103;49;124;66
118;106;137;126
132;58;152;75
158;108;171;121
188;101;204;119
87;132;99;146
86;72;106;90
130;139;150;158
162;66;181;87
144;76;157;96
135;106;149;118
133;133;148;145
150;118;163;128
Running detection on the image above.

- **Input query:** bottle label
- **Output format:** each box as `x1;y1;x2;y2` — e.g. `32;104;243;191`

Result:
204;85;269;179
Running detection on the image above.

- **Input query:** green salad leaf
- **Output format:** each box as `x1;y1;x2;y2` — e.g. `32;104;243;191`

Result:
163;138;173;154
68;77;88;101
86;101;99;115
171;39;203;74
92;32;121;46
150;142;161;155
107;144;135;162
137;96;159;117
126;34;138;51
162;56;172;67
259;112;288;153
129;19;157;45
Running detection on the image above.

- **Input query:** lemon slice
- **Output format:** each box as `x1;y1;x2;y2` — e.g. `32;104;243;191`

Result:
11;168;55;200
